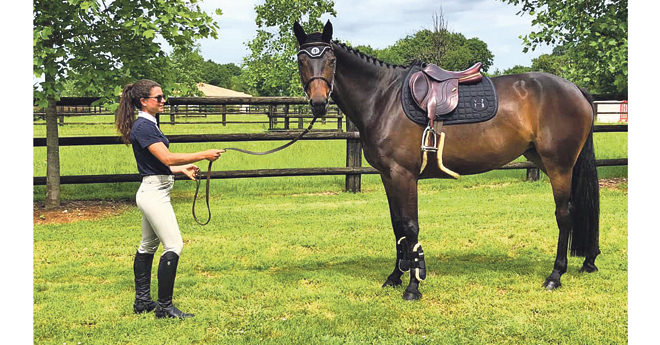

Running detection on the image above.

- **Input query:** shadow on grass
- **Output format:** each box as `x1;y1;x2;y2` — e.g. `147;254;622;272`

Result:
199;249;573;289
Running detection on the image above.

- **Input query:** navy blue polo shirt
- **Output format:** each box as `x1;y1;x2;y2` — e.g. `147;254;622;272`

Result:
130;114;173;176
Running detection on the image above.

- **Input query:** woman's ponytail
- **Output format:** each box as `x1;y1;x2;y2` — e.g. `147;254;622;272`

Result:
116;83;136;145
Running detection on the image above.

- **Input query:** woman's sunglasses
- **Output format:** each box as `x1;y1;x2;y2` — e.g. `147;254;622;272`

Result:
143;95;166;102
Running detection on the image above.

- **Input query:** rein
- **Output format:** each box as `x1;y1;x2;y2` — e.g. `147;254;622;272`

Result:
192;118;318;225
193;42;335;226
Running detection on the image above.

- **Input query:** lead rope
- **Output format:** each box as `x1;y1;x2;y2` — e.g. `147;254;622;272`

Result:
192;118;318;225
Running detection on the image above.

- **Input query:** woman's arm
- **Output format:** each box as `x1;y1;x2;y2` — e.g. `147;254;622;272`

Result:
148;142;224;166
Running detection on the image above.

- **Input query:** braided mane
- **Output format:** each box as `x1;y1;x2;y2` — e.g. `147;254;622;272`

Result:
332;40;407;69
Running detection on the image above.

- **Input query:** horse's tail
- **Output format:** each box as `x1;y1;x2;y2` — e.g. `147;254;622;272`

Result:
570;87;600;257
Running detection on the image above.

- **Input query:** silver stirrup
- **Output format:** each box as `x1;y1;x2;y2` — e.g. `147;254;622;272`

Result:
421;125;438;152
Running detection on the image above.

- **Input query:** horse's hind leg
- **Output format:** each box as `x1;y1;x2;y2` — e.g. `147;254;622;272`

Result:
543;167;573;290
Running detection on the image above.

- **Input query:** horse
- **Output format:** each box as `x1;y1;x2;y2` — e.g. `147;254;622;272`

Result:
293;20;600;300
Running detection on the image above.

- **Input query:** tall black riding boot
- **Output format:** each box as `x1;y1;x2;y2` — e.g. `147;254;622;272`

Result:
154;251;194;319
133;251;157;314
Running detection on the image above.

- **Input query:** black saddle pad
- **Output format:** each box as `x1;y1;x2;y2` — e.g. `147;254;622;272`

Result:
401;60;498;126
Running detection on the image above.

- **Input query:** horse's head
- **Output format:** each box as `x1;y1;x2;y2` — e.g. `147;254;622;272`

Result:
294;20;336;117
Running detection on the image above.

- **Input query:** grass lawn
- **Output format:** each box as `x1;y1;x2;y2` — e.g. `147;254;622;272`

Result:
33;176;627;344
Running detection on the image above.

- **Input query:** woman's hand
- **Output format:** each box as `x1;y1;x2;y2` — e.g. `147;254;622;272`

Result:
205;149;225;162
180;164;200;180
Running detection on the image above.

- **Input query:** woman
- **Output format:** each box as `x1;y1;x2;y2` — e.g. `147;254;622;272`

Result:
115;79;224;319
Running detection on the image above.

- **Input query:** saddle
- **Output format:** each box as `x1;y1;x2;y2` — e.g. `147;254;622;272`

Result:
409;62;483;120
407;62;483;179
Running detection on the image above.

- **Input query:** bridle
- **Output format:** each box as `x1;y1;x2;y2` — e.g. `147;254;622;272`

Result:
297;42;337;99
191;42;337;226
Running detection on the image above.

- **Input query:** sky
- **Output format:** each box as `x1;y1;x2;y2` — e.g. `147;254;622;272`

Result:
195;0;555;72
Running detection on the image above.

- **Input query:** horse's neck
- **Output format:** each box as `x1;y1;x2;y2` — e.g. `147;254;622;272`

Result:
331;43;406;131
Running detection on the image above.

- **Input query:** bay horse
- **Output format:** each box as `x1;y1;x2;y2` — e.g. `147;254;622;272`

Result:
294;21;600;300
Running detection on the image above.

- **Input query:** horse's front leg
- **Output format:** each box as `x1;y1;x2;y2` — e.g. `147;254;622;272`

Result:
380;170;425;300
381;198;405;288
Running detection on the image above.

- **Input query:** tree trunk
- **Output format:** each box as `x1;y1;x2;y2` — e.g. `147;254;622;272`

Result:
45;86;60;210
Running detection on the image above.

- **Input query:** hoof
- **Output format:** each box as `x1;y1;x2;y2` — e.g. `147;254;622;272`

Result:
579;263;598;273
543;279;561;291
402;289;422;301
382;277;402;288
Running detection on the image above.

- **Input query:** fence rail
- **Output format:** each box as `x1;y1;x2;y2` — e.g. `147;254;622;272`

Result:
33;127;628;190
33;97;628;191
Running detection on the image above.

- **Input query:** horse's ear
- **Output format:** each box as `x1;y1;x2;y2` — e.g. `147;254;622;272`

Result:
293;21;307;45
321;20;333;42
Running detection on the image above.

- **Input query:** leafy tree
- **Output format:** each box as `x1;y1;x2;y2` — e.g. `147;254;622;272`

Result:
367;30;494;72
502;65;533;75
500;0;627;93
201;60;244;91
531;52;568;77
34;0;220;208
168;46;207;96
242;0;336;96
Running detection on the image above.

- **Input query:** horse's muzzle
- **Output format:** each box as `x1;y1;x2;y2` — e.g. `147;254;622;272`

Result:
310;97;329;117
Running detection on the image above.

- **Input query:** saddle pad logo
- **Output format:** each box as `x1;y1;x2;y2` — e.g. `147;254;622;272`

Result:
471;97;489;111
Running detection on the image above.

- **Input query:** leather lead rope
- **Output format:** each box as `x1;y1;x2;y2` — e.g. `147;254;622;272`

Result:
192;118;318;225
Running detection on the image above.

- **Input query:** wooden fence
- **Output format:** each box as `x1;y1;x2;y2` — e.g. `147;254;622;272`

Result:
33;97;628;192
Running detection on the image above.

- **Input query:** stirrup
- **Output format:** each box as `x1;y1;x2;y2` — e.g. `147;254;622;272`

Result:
421;125;438;152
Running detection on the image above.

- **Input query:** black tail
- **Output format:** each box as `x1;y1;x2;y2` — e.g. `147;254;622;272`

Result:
569;89;600;257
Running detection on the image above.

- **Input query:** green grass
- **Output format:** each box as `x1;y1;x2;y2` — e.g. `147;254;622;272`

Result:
33;179;628;344
33;119;627;344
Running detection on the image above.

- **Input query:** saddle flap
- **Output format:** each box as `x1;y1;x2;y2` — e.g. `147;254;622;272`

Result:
432;79;459;115
409;70;459;119
409;72;430;110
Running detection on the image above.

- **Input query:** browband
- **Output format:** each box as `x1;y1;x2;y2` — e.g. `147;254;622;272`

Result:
298;43;332;59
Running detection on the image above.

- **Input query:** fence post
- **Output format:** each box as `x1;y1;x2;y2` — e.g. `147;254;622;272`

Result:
526;159;540;181
345;118;362;192
268;105;276;130
169;104;175;125
284;104;290;130
58;105;65;126
222;104;227;126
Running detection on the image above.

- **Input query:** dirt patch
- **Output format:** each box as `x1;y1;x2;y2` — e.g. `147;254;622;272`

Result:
598;177;628;191
33;200;134;225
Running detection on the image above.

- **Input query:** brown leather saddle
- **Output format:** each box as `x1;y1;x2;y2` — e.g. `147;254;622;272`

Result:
409;62;483;121
407;62;483;178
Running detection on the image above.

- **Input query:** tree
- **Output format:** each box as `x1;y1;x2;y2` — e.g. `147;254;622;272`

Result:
242;0;336;96
531;52;568;77
500;0;627;94
200;60;244;91
34;0;220;208
368;29;494;72
502;65;533;75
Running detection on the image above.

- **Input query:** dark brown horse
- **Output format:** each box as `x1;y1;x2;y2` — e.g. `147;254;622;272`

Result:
294;21;600;300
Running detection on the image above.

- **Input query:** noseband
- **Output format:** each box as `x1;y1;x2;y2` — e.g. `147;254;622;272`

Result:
297;42;336;98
